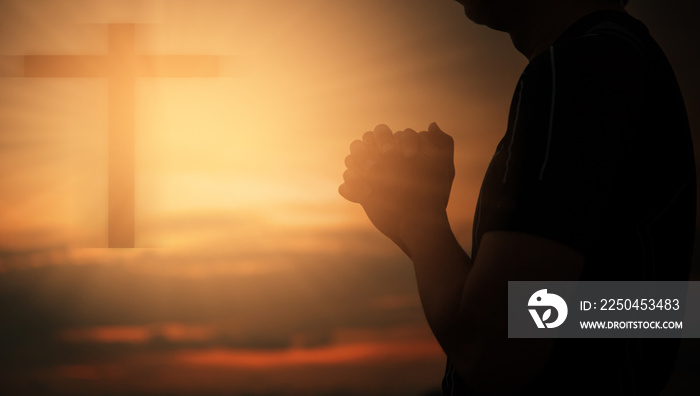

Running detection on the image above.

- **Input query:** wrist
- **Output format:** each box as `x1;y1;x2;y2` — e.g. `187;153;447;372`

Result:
399;207;452;248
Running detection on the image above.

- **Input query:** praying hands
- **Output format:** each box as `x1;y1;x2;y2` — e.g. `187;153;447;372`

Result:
338;122;455;256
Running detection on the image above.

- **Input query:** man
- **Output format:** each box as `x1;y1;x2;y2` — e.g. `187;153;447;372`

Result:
339;0;695;395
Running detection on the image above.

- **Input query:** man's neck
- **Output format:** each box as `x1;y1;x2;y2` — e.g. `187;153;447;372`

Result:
509;1;627;61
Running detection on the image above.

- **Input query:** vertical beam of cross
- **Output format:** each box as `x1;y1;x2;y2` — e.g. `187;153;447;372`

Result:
23;24;220;248
108;25;136;249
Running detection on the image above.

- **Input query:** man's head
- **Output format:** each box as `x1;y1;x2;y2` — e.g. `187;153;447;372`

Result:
454;0;629;32
453;0;517;31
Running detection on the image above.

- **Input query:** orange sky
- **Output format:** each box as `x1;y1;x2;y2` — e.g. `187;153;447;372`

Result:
1;0;699;395
0;0;528;253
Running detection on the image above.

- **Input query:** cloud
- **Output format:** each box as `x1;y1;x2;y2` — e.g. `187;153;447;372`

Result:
0;251;445;393
0;236;431;369
175;339;442;369
6;322;444;395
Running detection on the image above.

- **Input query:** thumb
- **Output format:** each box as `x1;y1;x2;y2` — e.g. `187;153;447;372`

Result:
428;122;454;150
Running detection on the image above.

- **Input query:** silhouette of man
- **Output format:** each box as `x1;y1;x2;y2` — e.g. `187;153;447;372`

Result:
339;0;696;394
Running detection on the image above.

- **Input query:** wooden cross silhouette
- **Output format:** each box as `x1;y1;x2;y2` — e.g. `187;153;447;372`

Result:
23;24;220;248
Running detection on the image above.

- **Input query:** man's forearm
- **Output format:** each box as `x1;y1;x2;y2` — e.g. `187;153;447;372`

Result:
399;210;472;343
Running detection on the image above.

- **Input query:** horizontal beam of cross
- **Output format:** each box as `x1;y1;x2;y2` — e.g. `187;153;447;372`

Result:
6;24;224;248
23;55;220;78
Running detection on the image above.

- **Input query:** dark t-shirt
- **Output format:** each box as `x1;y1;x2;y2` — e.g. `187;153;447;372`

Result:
443;10;696;395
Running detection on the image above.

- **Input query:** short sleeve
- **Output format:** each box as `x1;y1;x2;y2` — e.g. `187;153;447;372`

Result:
474;35;651;256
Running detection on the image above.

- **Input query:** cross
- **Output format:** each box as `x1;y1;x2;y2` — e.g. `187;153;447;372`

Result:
23;24;220;248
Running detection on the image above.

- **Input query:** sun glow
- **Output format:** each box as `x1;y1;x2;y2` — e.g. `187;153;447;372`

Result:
0;1;529;395
1;0;512;252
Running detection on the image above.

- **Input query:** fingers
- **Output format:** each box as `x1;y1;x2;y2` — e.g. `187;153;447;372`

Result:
361;130;382;160
367;124;418;158
344;121;451;180
339;168;372;203
372;124;394;154
400;128;418;158
362;130;374;144
349;139;375;170
417;130;432;152
363;122;452;155
341;122;453;205
349;139;369;157
427;122;454;150
341;137;375;203
417;122;454;154
344;154;360;172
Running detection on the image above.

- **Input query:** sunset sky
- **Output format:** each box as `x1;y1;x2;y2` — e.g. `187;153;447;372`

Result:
1;0;699;395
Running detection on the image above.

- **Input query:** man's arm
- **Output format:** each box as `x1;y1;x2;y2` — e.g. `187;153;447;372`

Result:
401;211;583;392
340;123;584;392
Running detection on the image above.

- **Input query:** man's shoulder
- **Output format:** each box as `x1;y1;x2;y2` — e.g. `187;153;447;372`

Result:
519;12;670;112
546;11;662;73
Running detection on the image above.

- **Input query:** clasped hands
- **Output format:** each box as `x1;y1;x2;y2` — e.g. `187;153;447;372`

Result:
339;122;455;251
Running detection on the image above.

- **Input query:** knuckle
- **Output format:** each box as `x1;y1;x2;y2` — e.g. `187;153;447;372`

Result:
349;139;365;153
444;134;455;146
373;124;392;136
338;183;355;201
344;154;354;168
343;168;362;184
